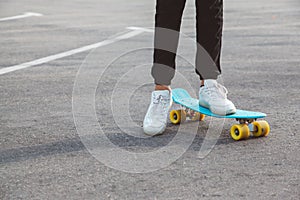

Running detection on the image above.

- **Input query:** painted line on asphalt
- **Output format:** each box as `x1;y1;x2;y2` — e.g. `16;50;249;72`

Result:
1;25;295;75
0;28;151;75
0;12;43;22
127;26;153;33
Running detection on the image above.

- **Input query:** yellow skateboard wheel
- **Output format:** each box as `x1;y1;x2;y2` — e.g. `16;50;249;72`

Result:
191;112;205;121
170;110;186;124
252;120;270;137
199;113;205;121
230;124;250;141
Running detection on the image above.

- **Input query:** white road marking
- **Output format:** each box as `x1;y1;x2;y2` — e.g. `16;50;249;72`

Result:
1;25;297;76
0;12;43;22
0;29;146;75
127;27;153;32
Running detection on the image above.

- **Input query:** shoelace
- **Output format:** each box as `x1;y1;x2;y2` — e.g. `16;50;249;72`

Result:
152;95;170;116
204;83;228;100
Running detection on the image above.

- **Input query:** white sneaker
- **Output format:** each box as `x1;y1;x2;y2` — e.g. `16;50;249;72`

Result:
199;79;236;115
143;90;172;136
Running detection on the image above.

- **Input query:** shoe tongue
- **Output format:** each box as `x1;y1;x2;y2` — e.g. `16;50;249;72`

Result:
152;90;170;100
152;90;169;96
205;79;218;87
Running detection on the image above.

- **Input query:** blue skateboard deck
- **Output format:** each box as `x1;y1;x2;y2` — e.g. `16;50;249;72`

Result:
172;88;266;119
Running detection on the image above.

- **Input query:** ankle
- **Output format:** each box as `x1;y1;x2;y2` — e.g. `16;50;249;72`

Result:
200;80;204;87
155;85;171;92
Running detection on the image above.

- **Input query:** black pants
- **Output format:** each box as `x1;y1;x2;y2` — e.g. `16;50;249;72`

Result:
152;0;223;85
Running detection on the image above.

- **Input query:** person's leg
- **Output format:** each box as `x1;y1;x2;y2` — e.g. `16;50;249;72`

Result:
151;0;186;87
144;0;186;136
195;0;223;80
196;0;236;115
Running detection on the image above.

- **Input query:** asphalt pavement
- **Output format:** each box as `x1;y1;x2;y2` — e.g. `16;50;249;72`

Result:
0;0;299;199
